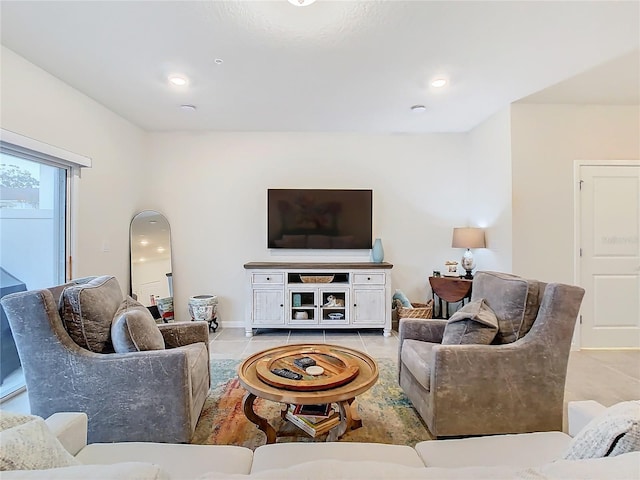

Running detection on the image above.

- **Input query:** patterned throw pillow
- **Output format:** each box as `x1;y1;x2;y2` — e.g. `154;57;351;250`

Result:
111;297;165;353
564;400;640;459
59;275;123;353
0;411;38;432
441;299;499;345
0;416;80;470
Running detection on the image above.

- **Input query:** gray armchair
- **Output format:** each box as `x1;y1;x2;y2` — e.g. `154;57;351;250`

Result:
398;271;585;438
1;276;210;444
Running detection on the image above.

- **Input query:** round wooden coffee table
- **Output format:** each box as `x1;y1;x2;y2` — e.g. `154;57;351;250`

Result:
238;344;378;444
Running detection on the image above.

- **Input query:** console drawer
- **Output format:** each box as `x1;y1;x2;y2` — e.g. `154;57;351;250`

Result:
251;273;284;285
352;273;385;285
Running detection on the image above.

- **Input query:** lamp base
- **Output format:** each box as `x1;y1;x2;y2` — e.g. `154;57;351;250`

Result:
461;249;475;280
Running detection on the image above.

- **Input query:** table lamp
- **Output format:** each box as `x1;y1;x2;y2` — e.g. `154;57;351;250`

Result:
452;227;486;279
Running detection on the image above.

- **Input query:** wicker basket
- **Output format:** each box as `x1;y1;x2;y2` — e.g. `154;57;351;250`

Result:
300;275;334;284
396;299;433;319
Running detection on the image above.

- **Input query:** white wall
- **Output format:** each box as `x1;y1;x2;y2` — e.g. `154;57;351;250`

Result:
0;46;148;289
468;107;513;273
511;104;640;284
146;132;506;325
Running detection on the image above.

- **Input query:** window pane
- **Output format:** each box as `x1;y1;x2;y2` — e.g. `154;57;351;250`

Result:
0;153;67;399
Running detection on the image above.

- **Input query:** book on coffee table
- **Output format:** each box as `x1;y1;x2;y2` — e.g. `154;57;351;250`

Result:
285;405;340;437
292;403;332;418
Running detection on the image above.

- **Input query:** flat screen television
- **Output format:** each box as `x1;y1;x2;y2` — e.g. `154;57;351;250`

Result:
267;189;373;249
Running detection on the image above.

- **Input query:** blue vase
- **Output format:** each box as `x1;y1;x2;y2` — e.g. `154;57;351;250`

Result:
371;238;384;263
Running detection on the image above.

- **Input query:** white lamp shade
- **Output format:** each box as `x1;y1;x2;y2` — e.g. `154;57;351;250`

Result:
452;227;486;249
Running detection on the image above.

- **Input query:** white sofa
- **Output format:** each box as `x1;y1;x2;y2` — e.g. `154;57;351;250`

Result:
2;401;639;479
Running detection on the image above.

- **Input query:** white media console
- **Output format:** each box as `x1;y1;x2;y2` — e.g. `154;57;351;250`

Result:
243;262;393;337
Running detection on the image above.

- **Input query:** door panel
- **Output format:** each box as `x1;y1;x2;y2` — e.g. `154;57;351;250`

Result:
580;164;640;348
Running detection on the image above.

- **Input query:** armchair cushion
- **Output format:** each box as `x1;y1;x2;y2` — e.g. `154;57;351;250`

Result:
111;297;165;353
441;299;498;345
182;342;210;404
563;400;640;460
0;413;80;470
59;275;122;353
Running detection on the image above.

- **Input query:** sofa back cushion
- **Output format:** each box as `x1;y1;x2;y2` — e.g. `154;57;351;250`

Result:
59;276;123;353
111;297;165;353
471;271;543;344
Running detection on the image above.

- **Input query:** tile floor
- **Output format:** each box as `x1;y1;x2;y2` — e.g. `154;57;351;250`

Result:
209;327;398;360
3;327;639;428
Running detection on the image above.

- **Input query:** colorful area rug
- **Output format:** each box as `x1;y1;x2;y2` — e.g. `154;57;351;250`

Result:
191;358;433;449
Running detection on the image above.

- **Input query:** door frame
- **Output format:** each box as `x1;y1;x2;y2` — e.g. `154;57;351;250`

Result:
572;159;640;350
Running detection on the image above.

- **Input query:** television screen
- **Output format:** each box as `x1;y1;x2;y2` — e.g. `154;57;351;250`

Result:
267;189;373;249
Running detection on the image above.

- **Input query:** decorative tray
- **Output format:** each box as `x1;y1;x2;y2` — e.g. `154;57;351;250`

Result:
256;346;359;391
300;275;334;283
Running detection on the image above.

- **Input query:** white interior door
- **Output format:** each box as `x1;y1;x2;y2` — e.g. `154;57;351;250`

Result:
579;163;640;348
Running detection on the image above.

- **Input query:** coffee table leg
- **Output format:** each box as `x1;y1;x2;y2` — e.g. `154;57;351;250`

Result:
327;398;361;441
346;398;363;430
242;392;277;444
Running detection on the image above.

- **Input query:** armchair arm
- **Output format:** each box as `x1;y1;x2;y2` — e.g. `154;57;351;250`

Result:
45;412;87;456
398;318;447;344
158;321;208;348
158;320;209;359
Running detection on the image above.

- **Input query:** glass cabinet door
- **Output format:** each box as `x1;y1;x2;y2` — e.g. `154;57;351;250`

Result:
289;288;318;324
319;288;349;325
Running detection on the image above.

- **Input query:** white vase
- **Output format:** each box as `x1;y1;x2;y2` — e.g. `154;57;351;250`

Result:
371;238;384;263
188;295;218;322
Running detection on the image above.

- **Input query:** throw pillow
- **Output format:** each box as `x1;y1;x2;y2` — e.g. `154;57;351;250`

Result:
392;290;412;308
441;299;499;345
0;416;80;470
563;400;640;460
0;412;39;432
59;275;123;353
111;297;165;353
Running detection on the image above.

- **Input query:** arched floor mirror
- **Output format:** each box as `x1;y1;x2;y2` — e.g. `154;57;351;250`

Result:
130;211;173;315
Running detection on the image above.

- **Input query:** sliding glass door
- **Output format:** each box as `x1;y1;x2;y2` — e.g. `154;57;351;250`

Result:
0;150;69;399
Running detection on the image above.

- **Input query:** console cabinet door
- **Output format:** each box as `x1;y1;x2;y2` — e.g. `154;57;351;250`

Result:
253;289;285;325
352;288;385;325
288;287;319;325
319;288;349;325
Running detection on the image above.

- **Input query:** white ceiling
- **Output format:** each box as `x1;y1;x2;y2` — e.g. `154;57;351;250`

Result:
1;1;638;134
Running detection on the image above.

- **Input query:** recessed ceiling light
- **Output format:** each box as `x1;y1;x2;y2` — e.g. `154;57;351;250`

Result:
168;75;188;87
139;239;149;246
410;105;427;113
288;0;316;6
156;247;166;253
180;104;197;112
431;78;448;88
214;58;223;65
